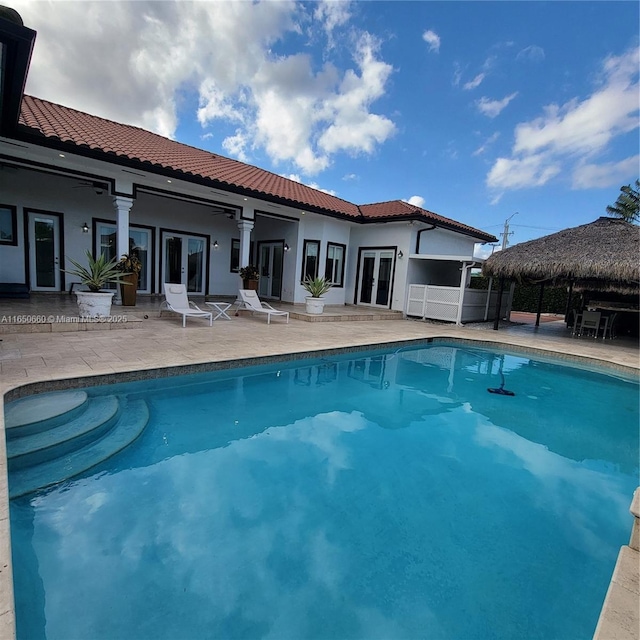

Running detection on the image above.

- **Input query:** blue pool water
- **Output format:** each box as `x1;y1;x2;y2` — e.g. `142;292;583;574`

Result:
8;344;639;640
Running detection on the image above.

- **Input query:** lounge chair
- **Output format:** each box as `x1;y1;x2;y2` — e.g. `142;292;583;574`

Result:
238;289;289;324
160;283;212;327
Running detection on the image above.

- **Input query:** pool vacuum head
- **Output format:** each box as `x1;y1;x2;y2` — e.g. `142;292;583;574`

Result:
487;386;515;396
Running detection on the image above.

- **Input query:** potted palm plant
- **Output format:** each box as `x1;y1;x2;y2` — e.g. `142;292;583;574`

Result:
63;250;131;318
239;265;260;291
116;252;142;306
302;276;332;314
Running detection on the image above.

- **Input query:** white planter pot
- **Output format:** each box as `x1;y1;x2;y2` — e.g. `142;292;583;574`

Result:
75;291;115;318
305;296;325;315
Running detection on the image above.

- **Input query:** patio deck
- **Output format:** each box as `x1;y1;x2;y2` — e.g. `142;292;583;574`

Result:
0;294;638;640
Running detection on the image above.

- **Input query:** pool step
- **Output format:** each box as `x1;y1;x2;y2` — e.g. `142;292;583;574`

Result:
7;396;120;470
5;390;89;438
7;396;149;499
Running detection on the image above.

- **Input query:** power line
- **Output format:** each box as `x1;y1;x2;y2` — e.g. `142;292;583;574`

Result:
511;224;562;231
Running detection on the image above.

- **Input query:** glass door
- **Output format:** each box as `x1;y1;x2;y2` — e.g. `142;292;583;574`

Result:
258;241;284;299
162;232;207;294
357;249;395;307
27;211;61;291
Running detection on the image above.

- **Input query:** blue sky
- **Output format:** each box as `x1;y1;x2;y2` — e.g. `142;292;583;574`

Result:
11;1;640;254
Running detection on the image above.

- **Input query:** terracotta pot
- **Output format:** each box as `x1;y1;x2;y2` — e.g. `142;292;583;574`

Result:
120;273;138;306
243;279;259;291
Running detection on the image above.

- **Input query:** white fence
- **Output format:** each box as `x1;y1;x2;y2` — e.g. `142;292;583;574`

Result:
406;284;511;324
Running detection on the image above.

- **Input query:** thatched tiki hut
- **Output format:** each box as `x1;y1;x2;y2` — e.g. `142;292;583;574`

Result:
482;217;640;329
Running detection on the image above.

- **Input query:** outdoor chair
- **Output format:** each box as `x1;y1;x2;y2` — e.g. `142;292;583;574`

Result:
578;310;607;339
160;283;213;327
238;289;289;324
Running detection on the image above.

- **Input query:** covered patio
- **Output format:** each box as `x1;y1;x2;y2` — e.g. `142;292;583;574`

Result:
482;217;640;334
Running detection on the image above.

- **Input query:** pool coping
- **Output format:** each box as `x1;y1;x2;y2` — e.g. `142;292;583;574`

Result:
1;334;639;639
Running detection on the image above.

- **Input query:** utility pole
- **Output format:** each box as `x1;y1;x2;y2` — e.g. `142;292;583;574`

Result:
501;212;518;250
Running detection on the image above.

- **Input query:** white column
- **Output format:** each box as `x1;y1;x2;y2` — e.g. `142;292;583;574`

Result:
456;262;472;326
238;219;254;267
484;276;493;321
113;195;134;304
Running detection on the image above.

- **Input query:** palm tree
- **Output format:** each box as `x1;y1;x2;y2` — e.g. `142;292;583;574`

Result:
606;179;639;223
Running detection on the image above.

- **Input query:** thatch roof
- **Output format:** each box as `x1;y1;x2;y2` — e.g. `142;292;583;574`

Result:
482;217;639;292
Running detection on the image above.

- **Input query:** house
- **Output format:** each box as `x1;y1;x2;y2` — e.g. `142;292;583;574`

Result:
0;11;500;322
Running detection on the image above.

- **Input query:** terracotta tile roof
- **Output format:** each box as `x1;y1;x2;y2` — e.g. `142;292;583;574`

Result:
18;95;360;217
360;200;496;241
17;95;496;241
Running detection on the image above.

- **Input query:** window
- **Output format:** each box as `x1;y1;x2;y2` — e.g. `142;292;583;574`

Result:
230;239;254;272
325;242;345;287
301;239;320;281
0;205;17;245
230;239;240;272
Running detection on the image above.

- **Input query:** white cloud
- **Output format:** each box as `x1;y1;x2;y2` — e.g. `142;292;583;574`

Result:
463;73;485;91
474;243;498;260
16;0;395;176
314;0;352;46
422;29;440;53
317;34;396;158
487;45;639;194
403;195;425;208
487;154;561;190
452;63;462;87
571;155;640;189
476;92;518;118
222;130;251;163
342;173;358;181
517;45;545;62
473;132;500;156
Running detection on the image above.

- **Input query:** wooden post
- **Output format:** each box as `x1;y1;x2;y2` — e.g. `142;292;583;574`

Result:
564;280;574;323
535;282;545;327
493;277;505;330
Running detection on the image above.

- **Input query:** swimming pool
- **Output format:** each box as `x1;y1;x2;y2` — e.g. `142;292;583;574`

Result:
8;343;639;639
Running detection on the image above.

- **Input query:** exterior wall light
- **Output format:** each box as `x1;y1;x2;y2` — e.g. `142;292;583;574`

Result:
398;250;404;259
212;240;219;249
284;243;290;252
82;222;90;233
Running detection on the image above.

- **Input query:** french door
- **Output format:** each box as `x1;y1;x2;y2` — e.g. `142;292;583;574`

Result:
161;231;207;295
27;210;62;291
258;241;284;299
357;249;395;307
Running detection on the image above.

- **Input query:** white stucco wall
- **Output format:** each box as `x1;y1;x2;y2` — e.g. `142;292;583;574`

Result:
417;227;477;258
347;222;412;311
294;216;351;304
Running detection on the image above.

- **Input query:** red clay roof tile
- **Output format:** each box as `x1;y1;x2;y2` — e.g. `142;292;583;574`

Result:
18;95;496;241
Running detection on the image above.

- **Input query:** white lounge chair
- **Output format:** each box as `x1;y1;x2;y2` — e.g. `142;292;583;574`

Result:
160;283;212;327
238;289;289;324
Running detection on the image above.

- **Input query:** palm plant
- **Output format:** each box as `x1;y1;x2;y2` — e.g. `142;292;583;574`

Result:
63;250;129;292
606;180;639;223
302;276;333;298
